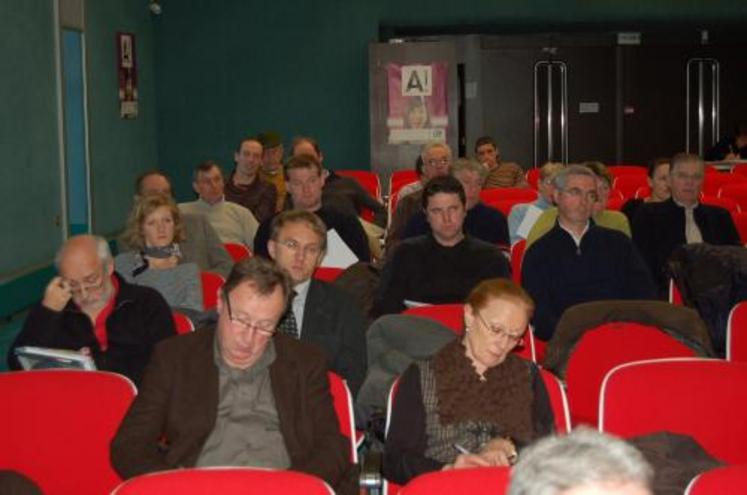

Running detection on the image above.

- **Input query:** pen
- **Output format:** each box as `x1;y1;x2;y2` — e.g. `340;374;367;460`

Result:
453;443;472;455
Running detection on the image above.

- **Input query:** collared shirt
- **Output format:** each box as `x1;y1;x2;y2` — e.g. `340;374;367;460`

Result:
196;335;290;469
558;219;590;248
673;199;704;244
292;279;311;336
91;274;120;351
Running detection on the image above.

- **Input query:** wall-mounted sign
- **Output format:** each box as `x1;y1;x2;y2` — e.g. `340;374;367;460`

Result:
386;63;448;144
117;32;138;119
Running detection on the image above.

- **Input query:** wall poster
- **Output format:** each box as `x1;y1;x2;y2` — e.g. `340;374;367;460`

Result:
117;32;138;119
386;62;448;144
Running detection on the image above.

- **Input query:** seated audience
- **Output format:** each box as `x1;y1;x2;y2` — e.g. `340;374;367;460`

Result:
383;279;554;485
475;135;528;188
115;194;203;316
525;161;630;248
386;142;452;250
267;210;367;395
110;257;357;495
508;162;564;245
257;131;287;212
253;154;371;261
373;175;510;316
180;160;259;248
522;165;656;341
224;136;277;222
403;158;510;247
632;152;740;295
8;235;175;385
705;122;747;161
125;170;233;277
621;158;671;222
508;428;653;495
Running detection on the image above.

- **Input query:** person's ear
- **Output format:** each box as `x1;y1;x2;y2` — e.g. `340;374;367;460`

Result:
268;240;277;260
463;304;475;332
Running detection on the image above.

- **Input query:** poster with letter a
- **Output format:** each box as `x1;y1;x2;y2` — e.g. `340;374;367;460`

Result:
387;63;448;144
117;32;138;119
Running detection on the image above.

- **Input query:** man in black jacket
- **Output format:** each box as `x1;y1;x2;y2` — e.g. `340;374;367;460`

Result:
8;235;175;385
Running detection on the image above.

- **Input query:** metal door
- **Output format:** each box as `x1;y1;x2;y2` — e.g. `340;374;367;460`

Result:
534;59;568;165
686;58;720;156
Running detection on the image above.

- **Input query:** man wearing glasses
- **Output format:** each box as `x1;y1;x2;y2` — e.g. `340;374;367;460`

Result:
111;256;358;495
522;166;656;341
632;153;740;295
267;210;367;396
8;235;175;385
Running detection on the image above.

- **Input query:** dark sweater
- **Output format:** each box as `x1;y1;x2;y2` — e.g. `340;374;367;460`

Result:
372;234;510;316
8;273;176;385
225;170;278;223
632;198;740;295
402;202;510;248
253;204;371;262
522;222;657;341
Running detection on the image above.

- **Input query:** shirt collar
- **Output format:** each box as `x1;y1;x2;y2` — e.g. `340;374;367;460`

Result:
557;218;590;247
293;278;311;301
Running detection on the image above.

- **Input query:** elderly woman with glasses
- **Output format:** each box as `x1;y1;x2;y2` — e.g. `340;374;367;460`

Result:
115;194;204;318
383;279;555;485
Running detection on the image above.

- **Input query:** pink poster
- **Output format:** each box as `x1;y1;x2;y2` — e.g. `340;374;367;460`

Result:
387;63;448;144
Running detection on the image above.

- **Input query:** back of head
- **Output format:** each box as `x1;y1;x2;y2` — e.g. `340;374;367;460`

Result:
540;162;565;182
222;256;292;307
135;170;172;198
451;157;488;182
509;428;653;495
421;174;466;209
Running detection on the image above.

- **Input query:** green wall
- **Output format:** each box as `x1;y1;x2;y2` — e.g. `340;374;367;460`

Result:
154;0;747;200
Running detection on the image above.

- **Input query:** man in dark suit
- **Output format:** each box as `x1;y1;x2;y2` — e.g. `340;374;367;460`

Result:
632;153;740;295
111;257;357;495
267;210;367;396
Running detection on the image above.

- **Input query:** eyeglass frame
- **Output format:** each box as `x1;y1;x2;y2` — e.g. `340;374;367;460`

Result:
275;238;324;258
222;289;278;337
474;311;525;347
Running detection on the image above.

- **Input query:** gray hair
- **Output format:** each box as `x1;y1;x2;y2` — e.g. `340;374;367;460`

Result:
508;428;653;495
670;152;704;175
54;235;113;270
551;164;597;191
420;142;452;162
451;158;487;182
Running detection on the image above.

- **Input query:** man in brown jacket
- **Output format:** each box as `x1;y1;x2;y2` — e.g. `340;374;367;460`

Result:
110;257;358;494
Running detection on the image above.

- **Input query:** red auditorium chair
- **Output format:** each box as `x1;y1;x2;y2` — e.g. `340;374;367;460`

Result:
223;242;251;262
612;175;648;199
634;185;651;199
729;164;747;177
700;194;740;214
398;466;511;495
510;239;526;285
727;301;747;362
111;467;334;495
200;271;225;310
539;368;572;433
718;182;747;212
685;465;747;494
599;358;747;464
607;165;647;179
564;322;697;426
526;167;541;189
313;266;345;282
702;172;747;197
731;211;747;244
388;170;420;225
480;187;538;203
336;169;382;222
605;196;625;211
0;370;137;495
327;371;359;463
172;311;195;334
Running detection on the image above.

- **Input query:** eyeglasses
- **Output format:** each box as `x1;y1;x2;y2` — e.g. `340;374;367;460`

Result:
276;238;323;258
426;158;450;168
65;272;106;295
224;293;277;336
561;187;599;203
475;311;524;346
673;172;704;182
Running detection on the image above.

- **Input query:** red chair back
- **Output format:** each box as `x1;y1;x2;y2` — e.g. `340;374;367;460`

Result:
510;239;526;285
223;242;251;262
669;278;684;305
599;358;747;464
399;466;511;495
700;195;740;214
731;211;747;244
172;311;195;334
634;185;651;199
702;172;747;197
200;272;225;310
0;370;136;495
327;372;358;463
727;301;747;362
607;165;647;179
565;322;696;426
605;196;625;211
112;467;334;494
685;465;747;494
612;175;648;199
390;170;419;199
526;168;541;189
539;368;571;433
313;266;345;282
718;182;747;212
729;164;747;177
337;169;382;200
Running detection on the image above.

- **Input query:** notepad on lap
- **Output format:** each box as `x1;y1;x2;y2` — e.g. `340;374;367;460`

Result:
14;346;97;371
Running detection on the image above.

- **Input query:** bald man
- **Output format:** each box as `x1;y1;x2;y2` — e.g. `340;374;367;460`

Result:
8;235;175;385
